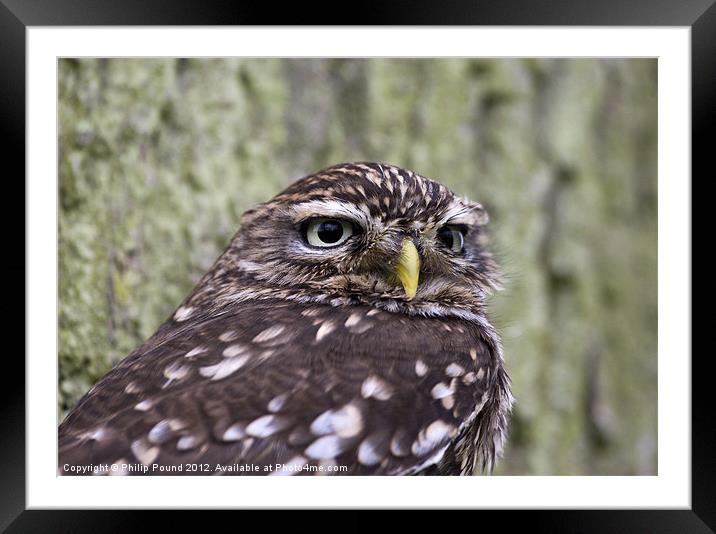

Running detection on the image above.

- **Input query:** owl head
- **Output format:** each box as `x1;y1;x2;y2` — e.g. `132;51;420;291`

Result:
197;163;500;317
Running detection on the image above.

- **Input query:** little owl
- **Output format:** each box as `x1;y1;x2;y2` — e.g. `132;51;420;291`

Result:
59;162;512;476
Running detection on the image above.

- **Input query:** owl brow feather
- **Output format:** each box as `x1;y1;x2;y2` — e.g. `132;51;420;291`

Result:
288;199;370;226
440;202;486;227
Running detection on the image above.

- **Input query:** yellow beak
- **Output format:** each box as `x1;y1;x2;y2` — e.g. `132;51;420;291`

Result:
393;239;421;300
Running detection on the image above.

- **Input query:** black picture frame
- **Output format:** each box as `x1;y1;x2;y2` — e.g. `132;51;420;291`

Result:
6;0;709;530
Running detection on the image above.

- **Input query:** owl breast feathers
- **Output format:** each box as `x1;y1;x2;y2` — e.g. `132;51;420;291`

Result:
59;162;513;476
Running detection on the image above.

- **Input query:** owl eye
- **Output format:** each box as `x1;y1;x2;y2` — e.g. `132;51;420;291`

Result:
437;225;465;253
304;218;355;247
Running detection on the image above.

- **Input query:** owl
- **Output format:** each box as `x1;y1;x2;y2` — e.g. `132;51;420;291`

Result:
58;162;512;476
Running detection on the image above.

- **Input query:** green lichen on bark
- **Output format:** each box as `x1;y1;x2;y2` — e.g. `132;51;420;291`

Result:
58;58;657;474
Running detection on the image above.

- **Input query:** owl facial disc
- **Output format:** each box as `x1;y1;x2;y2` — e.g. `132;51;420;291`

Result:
393;239;421;300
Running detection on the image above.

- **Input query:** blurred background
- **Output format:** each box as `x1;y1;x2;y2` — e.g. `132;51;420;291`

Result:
58;58;657;475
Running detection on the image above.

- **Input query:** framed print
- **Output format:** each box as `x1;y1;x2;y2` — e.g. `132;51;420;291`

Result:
7;0;710;530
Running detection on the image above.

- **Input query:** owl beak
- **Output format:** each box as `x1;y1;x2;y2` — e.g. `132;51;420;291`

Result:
393;239;421;300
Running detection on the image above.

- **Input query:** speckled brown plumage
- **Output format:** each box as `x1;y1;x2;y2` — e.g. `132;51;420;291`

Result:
58;162;512;476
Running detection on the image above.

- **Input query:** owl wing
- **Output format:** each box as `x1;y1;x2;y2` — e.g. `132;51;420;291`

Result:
58;299;498;476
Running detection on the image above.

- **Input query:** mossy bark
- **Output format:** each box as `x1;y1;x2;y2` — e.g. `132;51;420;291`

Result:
59;58;657;475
